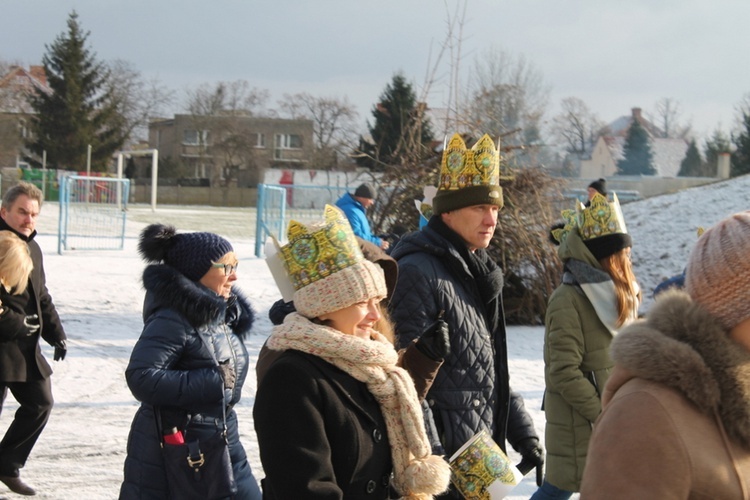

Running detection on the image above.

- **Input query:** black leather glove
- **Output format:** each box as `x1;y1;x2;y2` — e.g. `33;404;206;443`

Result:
53;340;67;361
414;318;450;361
218;360;236;390
516;437;544;486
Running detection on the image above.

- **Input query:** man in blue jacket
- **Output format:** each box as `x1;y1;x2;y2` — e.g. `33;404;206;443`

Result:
335;183;388;250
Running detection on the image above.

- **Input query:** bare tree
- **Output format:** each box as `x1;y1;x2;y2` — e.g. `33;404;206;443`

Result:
551;96;606;155
105;59;175;143
278;92;359;169
182;80;272;185
650;97;692;139
461;47;551;167
184;80;270;117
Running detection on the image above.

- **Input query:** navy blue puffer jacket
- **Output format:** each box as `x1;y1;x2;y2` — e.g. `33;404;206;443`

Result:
389;227;537;460
119;265;257;499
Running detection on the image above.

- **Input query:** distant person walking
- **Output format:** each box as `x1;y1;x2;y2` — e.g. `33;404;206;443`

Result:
0;181;67;497
335;183;388;250
585;178;607;207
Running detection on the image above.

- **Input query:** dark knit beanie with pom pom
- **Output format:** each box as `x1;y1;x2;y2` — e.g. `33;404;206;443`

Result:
138;224;233;282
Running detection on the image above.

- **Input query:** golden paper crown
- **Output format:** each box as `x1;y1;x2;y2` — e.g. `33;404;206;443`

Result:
279;205;364;290
578;192;627;241
551;193;628;244
439;133;500;190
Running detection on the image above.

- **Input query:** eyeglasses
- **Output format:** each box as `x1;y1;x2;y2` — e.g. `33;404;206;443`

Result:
211;262;238;276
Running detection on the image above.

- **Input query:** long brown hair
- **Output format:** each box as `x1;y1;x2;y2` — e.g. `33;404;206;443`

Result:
599;248;640;327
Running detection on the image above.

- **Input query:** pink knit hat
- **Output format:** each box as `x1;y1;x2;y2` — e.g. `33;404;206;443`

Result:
685;211;750;331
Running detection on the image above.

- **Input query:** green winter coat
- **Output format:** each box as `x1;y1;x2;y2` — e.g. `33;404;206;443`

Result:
542;231;615;492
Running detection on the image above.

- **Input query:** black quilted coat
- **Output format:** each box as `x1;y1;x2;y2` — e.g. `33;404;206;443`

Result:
119;265;257;499
389;227;537;460
0;218;66;381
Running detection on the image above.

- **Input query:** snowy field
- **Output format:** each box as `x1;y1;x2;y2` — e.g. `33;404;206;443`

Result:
1;174;749;499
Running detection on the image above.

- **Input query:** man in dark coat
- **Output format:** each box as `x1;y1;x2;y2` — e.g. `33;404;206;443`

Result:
389;134;543;497
0;182;67;496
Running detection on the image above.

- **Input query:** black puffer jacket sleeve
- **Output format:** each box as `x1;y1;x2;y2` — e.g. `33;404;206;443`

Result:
506;389;539;451
391;259;441;350
125;312;225;410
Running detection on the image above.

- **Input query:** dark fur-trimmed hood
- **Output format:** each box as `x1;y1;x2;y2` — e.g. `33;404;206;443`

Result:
142;264;254;337
610;290;750;448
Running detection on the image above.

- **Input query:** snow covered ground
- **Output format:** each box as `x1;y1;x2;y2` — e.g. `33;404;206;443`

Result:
1;174;748;499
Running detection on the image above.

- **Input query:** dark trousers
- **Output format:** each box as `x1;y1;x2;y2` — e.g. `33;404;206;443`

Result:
0;378;53;477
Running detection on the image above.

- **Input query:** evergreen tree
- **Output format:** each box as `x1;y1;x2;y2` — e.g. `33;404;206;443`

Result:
25;11;125;171
617;120;655;175
703;128;732;177
731;111;750;177
677;139;703;177
358;73;433;171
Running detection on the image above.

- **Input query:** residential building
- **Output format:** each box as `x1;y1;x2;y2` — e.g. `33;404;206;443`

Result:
0;65;50;169
148;114;314;187
579;107;688;179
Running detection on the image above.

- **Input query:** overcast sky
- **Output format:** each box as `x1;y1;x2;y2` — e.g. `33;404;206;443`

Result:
3;0;749;143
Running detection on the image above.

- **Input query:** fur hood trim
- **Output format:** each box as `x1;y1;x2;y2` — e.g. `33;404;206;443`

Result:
611;290;750;447
142;264;254;337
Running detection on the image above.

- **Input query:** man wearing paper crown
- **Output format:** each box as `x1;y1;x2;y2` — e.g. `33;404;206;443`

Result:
254;205;451;499
534;192;640;499
389;134;544;498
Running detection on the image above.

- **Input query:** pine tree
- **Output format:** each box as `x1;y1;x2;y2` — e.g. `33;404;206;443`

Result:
25;11;125;171
617;120;656;175
677;139;703;176
731;112;750;177
358;73;433;170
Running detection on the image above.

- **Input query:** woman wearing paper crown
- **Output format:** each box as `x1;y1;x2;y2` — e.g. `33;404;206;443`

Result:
533;193;640;499
119;224;261;500
254;205;451;499
581;212;750;498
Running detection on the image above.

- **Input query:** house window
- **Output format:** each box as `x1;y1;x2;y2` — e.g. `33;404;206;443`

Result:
275;134;302;149
183;129;210;145
252;133;266;148
18;118;29;139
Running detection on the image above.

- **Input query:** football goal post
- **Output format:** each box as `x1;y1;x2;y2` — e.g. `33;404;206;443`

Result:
57;175;131;254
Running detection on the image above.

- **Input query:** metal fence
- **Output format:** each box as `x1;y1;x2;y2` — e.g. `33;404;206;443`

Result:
254;183;349;257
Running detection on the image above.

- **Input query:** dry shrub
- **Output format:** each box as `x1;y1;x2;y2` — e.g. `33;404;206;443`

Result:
491;168;566;324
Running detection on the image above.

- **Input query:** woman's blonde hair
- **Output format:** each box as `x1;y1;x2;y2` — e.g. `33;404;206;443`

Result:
599;248;640;327
0;231;32;294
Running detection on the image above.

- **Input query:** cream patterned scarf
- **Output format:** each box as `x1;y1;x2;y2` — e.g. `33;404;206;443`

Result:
268;312;451;499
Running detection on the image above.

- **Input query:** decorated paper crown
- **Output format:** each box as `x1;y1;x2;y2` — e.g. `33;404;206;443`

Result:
438;133;500;190
551;192;628;244
432;133;504;214
279;204;364;291
414;186;437;228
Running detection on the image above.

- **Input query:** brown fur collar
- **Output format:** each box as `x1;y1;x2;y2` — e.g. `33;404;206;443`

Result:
610;290;750;448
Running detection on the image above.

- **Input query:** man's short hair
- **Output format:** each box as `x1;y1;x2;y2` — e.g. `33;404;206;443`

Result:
2;182;44;210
